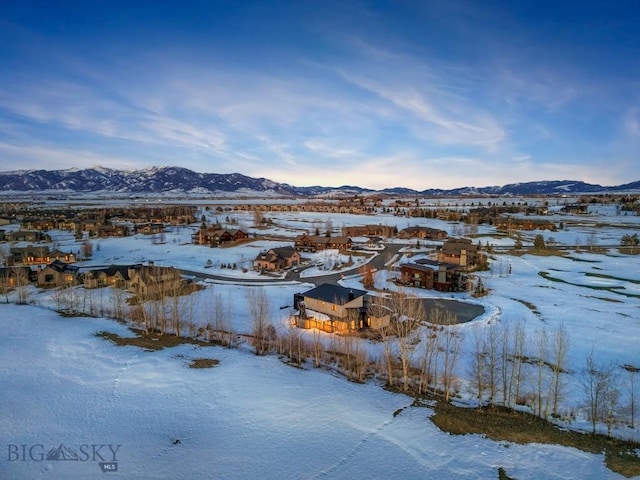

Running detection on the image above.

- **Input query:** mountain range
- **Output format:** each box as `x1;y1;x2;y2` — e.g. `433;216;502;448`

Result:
0;166;638;196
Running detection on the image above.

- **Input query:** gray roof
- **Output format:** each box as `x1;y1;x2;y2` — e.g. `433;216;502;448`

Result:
302;283;367;305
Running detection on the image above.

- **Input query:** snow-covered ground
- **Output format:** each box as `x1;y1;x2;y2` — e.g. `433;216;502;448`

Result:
0;305;626;480
1;201;639;478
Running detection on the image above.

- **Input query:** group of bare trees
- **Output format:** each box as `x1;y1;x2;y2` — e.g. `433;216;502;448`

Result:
371;293;465;399
468;322;570;419
131;282;198;337
579;352;640;436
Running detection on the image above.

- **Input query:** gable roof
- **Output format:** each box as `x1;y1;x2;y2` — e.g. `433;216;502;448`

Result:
270;246;297;258
302;283;367;305
47;260;79;273
86;265;133;280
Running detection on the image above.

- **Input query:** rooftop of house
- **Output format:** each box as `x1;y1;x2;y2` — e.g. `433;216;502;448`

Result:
301;283;367;305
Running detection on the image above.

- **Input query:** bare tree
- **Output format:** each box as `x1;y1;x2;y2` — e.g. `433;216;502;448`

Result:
622;364;639;429
485;324;501;405
311;327;323;368
13;266;30;305
579;349;619;434
388;292;424;392
439;313;463;401
248;288;274;355
533;328;549;417
499;322;511;406
548;324;570;417
509;321;527;406
418;313;441;395
469;326;488;403
111;285;126;321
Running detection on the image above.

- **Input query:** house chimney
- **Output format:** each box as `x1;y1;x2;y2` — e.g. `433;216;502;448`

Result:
348;290;354;301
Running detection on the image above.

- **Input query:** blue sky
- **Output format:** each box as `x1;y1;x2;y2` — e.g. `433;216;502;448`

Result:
1;1;638;190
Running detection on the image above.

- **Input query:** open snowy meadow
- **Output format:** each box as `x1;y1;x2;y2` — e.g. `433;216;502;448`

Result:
0;305;628;480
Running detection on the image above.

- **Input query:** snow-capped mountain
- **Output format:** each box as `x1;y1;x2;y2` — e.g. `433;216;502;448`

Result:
0;166;637;196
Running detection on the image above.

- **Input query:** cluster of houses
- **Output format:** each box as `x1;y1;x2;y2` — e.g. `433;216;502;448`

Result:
0;259;182;299
191;223;249;246
1;205;197;239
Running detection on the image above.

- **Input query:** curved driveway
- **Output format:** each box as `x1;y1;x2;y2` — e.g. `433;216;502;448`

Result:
180;242;484;323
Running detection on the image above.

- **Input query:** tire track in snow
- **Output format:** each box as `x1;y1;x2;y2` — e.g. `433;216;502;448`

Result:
38;346;141;479
312;403;412;479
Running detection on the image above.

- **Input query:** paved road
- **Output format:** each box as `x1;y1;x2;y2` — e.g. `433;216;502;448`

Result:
179;242;485;323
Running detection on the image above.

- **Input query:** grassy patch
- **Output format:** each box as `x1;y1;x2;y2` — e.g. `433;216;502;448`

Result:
95;329;213;351
510;298;541;316
585;272;640;285
430;403;640;478
188;358;219;369
582;295;624;303
525;248;568;257
538;272;640;298
567;256;602;263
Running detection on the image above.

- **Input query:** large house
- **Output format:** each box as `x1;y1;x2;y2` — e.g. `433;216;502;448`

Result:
97;224;130;237
294;234;352;253
437;238;479;269
9;246;76;266
342;224;397;238
83;263;182;298
397;226;448;240
83;265;132;289
37;260;80;287
134;223;165;235
0;266;36;288
254;247;300;272
192;226;249;246
399;260;464;291
3;230;50;243
293;283;389;333
127;263;182;298
494;217;556;232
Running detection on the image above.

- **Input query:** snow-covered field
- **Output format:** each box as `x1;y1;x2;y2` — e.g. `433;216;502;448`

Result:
1;201;639;478
0;305;625;480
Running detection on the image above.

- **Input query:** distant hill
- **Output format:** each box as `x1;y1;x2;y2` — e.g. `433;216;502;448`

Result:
0;166;637;196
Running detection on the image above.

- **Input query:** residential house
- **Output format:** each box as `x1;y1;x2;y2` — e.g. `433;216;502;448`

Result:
562;204;589;214
97;224;130;237
341;224;397;238
21;218;56;231
192;226;248;246
0;266;36;289
293;283;389;333
37;260;80;287
134;223;165;235
294;234;352;253
254;246;301;272
494;217;556;232
4;230;50;243
399;260;463;291
83;265;132;289
437;238;479;269
9;246;76;266
127;263;182;298
397;226;448;240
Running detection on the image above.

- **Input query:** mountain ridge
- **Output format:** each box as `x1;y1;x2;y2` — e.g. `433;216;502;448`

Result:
0;166;638;196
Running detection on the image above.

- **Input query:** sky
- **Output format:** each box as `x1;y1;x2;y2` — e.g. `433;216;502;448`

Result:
0;1;639;190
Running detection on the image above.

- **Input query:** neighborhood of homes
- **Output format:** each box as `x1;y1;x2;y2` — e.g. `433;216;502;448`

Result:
1;209;488;335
